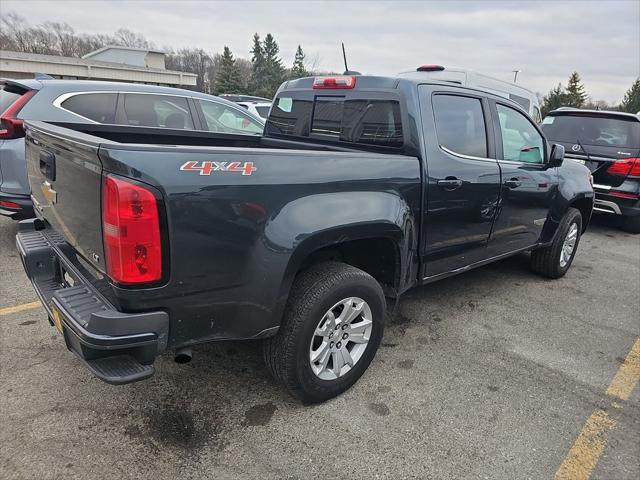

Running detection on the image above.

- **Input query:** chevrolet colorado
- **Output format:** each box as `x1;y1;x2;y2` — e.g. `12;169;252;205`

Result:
17;74;594;403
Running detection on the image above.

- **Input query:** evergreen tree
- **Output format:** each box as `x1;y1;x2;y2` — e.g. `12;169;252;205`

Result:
290;45;308;79
214;46;243;95
620;78;640;113
541;83;569;117
262;33;285;98
249;33;266;95
565;71;588;108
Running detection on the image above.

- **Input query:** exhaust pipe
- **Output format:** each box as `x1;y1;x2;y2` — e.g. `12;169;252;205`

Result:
174;347;193;364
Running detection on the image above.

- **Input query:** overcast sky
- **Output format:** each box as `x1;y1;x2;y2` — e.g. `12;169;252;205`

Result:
2;0;639;103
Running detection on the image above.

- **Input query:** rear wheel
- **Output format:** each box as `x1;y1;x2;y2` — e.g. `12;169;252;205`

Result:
264;262;385;403
620;215;640;234
531;208;582;279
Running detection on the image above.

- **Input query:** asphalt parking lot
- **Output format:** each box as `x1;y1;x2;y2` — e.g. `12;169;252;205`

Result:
1;214;638;480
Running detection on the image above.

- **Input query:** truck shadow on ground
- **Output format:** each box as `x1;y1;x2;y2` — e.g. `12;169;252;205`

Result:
118;250;540;455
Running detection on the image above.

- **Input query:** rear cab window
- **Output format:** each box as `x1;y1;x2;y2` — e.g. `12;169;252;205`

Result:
266;92;404;149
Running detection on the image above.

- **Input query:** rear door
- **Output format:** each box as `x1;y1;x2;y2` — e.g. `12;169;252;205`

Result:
27;123;105;271
419;87;501;278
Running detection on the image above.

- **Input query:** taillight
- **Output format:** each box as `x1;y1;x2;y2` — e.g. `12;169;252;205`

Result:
0;200;21;209
312;76;356;89
0;90;36;139
102;175;162;285
607;157;640;177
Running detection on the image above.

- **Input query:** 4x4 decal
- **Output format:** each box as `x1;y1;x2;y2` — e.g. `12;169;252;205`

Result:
180;161;256;176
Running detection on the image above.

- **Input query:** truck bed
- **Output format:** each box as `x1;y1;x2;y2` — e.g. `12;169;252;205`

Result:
24;121;422;347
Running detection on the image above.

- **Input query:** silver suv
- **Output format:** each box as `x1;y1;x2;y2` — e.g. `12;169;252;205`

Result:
0;79;265;219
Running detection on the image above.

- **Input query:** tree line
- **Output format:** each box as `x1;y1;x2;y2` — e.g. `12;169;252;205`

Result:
2;12;638;110
0;13;316;98
541;71;639;115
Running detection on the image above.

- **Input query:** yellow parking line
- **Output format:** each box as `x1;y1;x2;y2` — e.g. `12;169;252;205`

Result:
606;338;640;401
554;410;616;480
0;301;42;316
555;338;640;480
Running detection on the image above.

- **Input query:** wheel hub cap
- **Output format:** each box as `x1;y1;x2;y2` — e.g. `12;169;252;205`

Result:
309;297;373;380
560;222;578;268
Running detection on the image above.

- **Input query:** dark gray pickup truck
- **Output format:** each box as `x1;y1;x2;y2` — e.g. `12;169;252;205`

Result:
18;74;594;403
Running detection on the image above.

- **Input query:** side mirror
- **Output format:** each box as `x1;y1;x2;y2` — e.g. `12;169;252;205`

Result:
549;144;565;168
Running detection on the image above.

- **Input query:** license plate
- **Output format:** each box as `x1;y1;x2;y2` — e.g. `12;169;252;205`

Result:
51;304;64;333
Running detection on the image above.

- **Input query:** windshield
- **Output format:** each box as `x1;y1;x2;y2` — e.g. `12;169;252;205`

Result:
542;114;640;149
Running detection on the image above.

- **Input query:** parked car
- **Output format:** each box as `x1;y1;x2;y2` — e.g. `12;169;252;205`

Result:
17;74;593;403
398;64;542;123
0;79;264;220
541;108;640;233
237;100;272;120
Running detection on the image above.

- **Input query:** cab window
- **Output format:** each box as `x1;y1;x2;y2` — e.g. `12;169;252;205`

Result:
432;94;488;158
198;100;263;135
497;104;544;164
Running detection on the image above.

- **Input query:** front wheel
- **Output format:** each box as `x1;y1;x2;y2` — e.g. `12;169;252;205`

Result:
263;262;385;403
530;208;582;279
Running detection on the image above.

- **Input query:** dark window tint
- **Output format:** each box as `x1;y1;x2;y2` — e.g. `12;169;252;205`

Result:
497;104;544;164
311;97;343;136
266;97;313;136
121;94;194;129
61;93;118;123
267;95;403;147
433;95;487;157
0;88;21;114
542;114;640;149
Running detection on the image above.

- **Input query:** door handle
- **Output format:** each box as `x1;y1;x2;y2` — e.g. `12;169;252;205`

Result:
437;178;463;190
504;178;521;188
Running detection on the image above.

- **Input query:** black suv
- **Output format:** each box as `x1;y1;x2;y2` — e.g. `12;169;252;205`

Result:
542;108;640;233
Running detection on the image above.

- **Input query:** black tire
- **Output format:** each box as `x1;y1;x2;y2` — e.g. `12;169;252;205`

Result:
263;261;385;404
530;208;582;279
621;215;640;234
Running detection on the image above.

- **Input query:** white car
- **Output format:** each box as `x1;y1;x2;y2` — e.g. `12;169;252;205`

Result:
237;101;272;120
399;65;542;123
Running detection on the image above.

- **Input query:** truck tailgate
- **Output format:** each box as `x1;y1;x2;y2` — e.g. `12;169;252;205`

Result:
26;122;105;272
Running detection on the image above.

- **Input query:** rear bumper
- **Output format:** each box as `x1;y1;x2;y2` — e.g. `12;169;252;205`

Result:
0;191;34;219
593;188;640;217
16;219;169;385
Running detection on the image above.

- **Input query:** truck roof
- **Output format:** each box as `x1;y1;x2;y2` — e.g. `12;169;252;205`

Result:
279;74;528;108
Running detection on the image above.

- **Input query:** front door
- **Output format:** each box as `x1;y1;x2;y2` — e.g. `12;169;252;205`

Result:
488;101;559;256
419;89;501;278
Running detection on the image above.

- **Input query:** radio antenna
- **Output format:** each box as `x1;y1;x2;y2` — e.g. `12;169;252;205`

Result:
342;43;349;74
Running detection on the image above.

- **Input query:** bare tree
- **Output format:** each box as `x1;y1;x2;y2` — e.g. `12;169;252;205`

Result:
113;28;153;49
